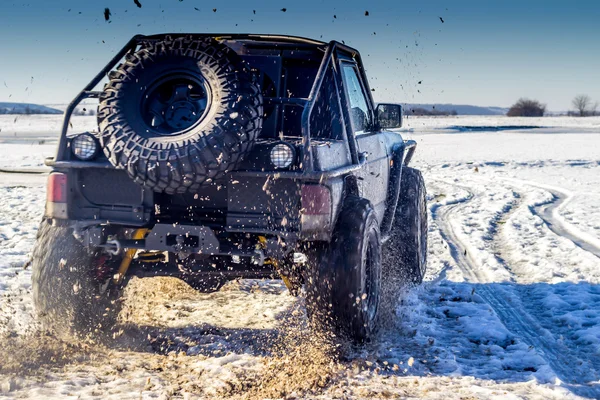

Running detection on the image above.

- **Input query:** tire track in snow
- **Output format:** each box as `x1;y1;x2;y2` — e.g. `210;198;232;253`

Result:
504;178;600;259
430;179;600;397
495;179;600;377
487;190;522;276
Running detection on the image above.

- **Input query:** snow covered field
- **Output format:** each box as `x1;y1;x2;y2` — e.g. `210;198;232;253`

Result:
1;115;599;399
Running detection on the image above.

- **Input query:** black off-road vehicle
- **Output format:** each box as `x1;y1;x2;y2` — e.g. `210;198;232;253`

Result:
33;34;427;342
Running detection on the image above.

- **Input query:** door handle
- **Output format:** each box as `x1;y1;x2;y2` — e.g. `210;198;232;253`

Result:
359;151;369;163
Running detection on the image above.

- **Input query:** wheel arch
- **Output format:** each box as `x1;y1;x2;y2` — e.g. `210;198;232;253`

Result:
380;142;406;236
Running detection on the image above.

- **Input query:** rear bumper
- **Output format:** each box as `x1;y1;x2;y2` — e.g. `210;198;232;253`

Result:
46;157;345;241
85;223;291;263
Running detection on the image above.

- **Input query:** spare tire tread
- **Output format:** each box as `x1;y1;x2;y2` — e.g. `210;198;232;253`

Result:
98;35;263;194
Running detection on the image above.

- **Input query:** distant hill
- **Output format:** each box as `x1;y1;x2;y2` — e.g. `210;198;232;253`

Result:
0;102;62;115
403;103;509;116
44;103;97;115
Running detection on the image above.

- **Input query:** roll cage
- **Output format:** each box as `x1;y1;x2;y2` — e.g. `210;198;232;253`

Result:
49;33;386;182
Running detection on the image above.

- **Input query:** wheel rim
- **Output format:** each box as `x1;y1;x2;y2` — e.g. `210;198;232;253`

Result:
141;73;211;136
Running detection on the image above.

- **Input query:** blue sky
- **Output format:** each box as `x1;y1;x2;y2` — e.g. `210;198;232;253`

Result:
0;0;598;111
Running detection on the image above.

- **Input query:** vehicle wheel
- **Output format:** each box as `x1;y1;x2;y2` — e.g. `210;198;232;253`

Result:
304;196;382;342
32;220;124;337
388;167;427;284
98;35;263;194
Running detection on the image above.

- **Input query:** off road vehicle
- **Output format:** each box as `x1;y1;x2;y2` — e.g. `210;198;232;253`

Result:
32;34;427;342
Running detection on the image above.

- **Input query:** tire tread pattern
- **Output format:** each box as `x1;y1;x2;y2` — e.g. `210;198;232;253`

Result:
97;36;263;194
390;167;428;283
305;196;381;342
31;220;122;336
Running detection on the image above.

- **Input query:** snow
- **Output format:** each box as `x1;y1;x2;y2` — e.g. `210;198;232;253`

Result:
1;115;600;398
402;115;600;133
0;114;97;140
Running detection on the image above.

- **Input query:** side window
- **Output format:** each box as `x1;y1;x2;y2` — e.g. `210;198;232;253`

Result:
341;64;372;134
310;64;344;140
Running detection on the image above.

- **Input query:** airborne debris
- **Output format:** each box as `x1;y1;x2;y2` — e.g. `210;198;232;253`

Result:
281;8;287;12
134;0;142;8
104;7;111;21
439;16;444;23
365;10;369;16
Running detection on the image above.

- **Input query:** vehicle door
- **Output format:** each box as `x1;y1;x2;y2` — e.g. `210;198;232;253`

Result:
339;61;389;222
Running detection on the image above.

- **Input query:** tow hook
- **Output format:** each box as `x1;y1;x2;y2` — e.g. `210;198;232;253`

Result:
106;238;122;256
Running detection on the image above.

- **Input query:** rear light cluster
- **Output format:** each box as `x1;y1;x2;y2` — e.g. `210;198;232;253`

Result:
45;173;68;219
301;184;331;232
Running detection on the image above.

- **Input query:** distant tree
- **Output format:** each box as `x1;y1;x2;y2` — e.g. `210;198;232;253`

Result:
572;94;598;117
507;98;546;117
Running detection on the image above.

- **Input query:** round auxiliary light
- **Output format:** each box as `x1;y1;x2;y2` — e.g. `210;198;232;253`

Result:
270;143;295;169
71;133;99;161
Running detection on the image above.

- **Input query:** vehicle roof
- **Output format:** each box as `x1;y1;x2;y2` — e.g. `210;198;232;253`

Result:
141;33;327;46
139;33;362;62
140;33;359;54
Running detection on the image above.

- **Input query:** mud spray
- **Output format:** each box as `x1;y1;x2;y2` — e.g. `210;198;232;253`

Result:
1;242;411;399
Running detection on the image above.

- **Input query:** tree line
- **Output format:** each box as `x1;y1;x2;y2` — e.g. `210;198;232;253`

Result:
508;95;598;117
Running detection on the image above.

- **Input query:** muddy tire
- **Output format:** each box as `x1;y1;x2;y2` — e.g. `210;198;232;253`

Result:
32;220;123;337
388;167;427;284
97;36;263;194
304;196;382;342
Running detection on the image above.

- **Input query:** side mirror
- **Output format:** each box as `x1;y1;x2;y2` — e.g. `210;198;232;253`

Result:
376;104;402;129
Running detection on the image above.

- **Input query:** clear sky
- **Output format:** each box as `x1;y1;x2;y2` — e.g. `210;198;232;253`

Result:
0;0;598;111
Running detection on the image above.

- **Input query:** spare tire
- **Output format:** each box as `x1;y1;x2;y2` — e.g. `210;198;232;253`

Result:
97;36;263;194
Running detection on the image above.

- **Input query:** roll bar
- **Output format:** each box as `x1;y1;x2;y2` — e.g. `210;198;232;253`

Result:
53;34;365;177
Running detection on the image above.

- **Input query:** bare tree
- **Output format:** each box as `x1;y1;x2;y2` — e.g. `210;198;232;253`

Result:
572;94;597;117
